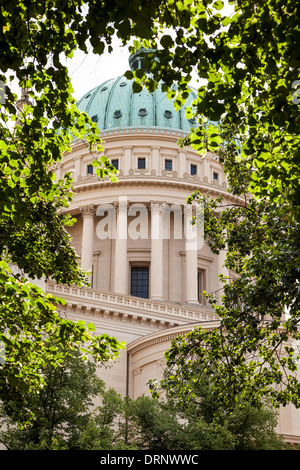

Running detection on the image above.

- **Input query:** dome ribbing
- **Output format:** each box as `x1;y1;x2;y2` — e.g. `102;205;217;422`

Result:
76;51;197;133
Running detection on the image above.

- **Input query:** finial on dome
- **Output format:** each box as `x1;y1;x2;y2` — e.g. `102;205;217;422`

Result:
128;47;156;73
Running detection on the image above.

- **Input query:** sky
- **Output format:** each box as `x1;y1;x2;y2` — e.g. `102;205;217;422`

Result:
14;1;235;103
63;1;235;102
65;37;131;101
12;36;131;103
64;37;204;103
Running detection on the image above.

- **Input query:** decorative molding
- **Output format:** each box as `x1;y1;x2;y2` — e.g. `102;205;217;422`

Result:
79;204;96;217
179;251;214;263
71;178;234;202
149;201;165;215
46;282;219;329
127;321;220;355
113;198;129;213
48;161;61;172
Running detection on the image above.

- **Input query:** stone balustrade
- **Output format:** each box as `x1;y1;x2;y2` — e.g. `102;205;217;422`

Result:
46;281;219;328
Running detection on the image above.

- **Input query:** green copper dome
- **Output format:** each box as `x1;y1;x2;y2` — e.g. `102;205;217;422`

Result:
76;50;197;133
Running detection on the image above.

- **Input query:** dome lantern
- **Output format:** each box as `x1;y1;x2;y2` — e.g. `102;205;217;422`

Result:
128;47;156;73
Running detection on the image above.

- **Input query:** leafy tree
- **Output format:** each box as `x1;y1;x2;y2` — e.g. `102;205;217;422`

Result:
130;0;300;221
130;388;286;450
0;350;136;450
173;188;300;415
172;104;300;412
0;347;285;450
128;395;236;450
77;390;137;450
0;349;108;450
148;368;286;450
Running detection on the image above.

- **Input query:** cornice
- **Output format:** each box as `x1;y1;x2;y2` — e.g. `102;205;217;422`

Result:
127;320;220;356
65;128;190;156
46;282;219;331
71;177;240;204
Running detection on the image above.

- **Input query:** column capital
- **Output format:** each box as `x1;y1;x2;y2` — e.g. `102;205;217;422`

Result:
184;203;197;217
80;204;96;218
113;198;129;213
150;201;166;214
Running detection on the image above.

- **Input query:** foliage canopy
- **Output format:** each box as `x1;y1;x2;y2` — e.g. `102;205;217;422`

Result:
0;0;300;422
0;350;285;450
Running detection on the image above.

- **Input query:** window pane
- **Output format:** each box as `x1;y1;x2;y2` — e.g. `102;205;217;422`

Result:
165;159;173;171
138;158;146;169
87;164;93;175
191;164;197;175
131;267;149;298
198;270;206;304
111;159;119;170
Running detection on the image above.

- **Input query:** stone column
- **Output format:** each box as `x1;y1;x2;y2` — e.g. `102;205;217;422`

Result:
184;204;198;304
123;146;133;175
178;150;187;178
114;197;128;294
73;155;82;182
80;205;96;283
203;152;211;181
151;146;160;174
150;202;163;300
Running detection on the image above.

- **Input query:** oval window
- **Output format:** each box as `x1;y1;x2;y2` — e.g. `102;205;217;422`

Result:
164;110;173;118
113;110;122;118
138;108;147;116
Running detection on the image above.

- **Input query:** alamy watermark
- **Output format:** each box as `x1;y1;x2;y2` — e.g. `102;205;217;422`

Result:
93;196;205;250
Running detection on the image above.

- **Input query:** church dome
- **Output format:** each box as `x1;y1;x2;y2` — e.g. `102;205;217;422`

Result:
76;49;197;133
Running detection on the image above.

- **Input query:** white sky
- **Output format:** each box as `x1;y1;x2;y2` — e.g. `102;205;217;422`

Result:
64;1;235;102
65;37;131;101
64;38;205;103
14;1;234;103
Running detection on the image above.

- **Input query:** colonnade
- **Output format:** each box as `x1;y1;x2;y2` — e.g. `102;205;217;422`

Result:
79;200;202;304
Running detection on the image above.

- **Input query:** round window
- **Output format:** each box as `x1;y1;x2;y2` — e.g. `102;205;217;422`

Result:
164;110;173;118
138;108;147;116
113;110;122;118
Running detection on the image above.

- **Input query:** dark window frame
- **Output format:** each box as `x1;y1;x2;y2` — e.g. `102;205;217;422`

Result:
130;266;149;299
111;159;119;170
137;157;146;169
165;159;173;171
198;269;206;305
190;164;197;175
